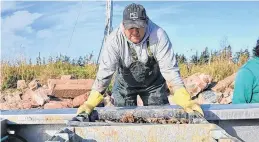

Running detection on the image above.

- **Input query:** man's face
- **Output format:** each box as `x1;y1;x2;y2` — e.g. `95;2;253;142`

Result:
124;27;145;44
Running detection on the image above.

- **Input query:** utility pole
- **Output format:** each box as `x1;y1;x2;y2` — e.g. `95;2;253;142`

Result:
105;0;113;36
97;0;113;64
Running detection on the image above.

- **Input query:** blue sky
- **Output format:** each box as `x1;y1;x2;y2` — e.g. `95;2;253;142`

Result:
1;1;259;63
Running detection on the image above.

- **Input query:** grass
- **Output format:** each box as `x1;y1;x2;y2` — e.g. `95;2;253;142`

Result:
1;61;98;90
0;54;249;91
179;59;240;82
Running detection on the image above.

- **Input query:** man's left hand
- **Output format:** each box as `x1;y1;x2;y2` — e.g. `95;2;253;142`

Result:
169;87;204;116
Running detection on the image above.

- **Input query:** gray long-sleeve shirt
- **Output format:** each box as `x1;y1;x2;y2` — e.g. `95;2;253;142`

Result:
92;20;184;94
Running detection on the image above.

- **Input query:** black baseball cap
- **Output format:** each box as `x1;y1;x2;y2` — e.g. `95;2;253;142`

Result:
123;3;148;30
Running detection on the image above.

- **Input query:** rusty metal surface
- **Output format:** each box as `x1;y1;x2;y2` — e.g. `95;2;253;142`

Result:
1;114;73;124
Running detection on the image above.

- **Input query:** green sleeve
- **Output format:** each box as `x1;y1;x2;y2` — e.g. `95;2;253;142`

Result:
232;68;254;104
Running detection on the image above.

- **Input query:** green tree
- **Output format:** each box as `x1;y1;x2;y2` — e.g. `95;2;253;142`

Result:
77;56;84;66
36;52;42;65
190;51;199;65
199;47;210;64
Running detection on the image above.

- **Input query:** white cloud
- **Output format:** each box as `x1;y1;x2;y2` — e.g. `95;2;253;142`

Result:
1;1;17;13
1;30;32;61
24;26;33;33
36;29;52;39
2;1;258;63
1;1;107;61
43;1;105;30
1;1;33;13
2;10;42;32
32;2;106;46
2;1;186;61
1;10;42;60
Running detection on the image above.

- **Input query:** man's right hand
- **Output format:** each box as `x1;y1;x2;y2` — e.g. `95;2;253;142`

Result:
76;90;104;115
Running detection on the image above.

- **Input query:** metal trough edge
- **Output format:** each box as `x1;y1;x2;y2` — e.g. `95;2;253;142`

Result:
1;104;259;124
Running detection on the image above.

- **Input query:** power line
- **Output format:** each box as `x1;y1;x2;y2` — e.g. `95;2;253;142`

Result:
67;0;84;51
97;0;113;64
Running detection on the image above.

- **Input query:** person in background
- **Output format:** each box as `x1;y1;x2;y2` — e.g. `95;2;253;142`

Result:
232;39;259;103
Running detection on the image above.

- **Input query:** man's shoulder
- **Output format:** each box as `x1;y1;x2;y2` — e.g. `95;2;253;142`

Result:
106;27;124;44
148;20;168;41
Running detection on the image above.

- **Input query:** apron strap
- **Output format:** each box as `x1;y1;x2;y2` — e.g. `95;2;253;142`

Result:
127;37;153;62
146;38;153;57
127;41;138;61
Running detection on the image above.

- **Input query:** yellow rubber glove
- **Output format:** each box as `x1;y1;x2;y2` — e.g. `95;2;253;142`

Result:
76;90;104;115
169;87;204;116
